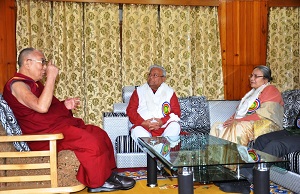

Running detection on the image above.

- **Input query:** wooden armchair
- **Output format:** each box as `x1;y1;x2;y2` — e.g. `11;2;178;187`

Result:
0;94;85;193
0;131;85;193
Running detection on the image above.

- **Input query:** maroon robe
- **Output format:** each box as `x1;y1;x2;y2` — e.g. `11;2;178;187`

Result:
3;73;116;188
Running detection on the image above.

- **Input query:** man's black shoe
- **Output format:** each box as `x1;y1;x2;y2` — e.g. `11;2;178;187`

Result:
108;172;136;190
87;181;122;192
219;180;251;194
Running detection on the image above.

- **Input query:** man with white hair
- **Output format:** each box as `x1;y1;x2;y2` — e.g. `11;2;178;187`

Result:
127;64;181;141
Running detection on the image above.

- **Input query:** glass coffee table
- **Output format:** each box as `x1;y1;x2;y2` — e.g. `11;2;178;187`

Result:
137;134;287;194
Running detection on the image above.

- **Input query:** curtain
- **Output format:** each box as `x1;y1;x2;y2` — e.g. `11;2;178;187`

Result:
122;5;224;99
267;7;300;91
16;0;120;125
159;6;223;99
16;0;223;126
83;3;120;124
121;4;159;86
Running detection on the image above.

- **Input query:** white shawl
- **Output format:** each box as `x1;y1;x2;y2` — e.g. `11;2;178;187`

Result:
235;83;270;119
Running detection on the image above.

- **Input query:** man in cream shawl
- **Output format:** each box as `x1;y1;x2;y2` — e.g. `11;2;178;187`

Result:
210;65;284;146
127;65;181;141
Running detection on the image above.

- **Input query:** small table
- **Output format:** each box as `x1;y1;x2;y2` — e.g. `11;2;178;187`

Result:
137;134;287;194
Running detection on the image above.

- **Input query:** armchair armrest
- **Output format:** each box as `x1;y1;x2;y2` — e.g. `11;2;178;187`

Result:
0;133;64;143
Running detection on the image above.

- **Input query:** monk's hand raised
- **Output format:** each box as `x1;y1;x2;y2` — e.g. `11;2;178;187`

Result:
46;60;59;80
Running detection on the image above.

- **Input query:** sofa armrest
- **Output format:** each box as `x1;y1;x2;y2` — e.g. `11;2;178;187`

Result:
102;112;131;153
113;103;128;113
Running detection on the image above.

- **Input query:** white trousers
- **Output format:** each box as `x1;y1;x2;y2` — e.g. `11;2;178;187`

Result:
131;121;181;141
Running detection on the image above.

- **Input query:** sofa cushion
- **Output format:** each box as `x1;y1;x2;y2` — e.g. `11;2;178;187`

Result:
282;89;300;128
0;94;30;151
179;96;210;134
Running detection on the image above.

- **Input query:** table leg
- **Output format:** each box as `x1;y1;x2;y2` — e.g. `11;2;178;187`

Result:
147;153;158;187
178;167;194;194
253;163;269;194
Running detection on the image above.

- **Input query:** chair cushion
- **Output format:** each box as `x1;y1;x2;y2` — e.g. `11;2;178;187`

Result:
282;89;300;128
0;94;30;151
179;96;210;134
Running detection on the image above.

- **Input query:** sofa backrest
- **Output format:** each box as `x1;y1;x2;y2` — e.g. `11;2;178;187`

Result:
208;100;240;127
282;89;300;129
122;86;137;103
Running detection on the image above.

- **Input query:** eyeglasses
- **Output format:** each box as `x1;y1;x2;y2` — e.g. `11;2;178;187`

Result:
248;74;264;79
27;59;48;65
148;73;164;78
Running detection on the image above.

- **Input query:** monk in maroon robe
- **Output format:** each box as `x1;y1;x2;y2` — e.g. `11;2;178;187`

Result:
3;47;135;193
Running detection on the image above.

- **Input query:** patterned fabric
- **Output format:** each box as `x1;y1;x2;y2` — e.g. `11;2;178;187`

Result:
16;0;121;127
103;112;127;117
280;89;300;175
16;1;226;130
284;151;300;174
282;89;300;128
179;96;210;134
253;118;281;139
0;94;30;151
115;135;143;153
121;5;224;99
267;7;300;91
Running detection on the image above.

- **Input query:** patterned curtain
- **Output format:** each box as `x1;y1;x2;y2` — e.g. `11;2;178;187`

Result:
122;5;223;99
16;0;120;126
122;4;159;86
16;0;53;58
83;3;120;124
16;1;223;126
159;6;223;99
267;7;300;91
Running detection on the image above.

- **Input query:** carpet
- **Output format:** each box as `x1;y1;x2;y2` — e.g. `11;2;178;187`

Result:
74;170;296;194
74;178;228;194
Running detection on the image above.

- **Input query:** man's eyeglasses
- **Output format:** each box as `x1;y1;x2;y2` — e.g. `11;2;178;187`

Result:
248;74;264;79
148;73;164;78
27;59;48;65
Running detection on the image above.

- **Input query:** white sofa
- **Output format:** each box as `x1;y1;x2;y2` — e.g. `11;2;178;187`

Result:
102;86;240;168
102;87;300;193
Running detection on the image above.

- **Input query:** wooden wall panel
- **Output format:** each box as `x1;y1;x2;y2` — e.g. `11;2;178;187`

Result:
0;1;6;94
219;0;268;100
0;0;16;94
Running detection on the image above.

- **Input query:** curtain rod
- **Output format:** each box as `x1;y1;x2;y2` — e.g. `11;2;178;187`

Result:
40;0;300;7
43;0;220;6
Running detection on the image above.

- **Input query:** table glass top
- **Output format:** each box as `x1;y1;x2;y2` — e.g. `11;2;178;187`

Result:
137;134;286;169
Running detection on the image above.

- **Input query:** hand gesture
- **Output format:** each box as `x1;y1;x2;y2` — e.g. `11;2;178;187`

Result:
46;60;59;80
64;97;80;110
223;116;235;128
